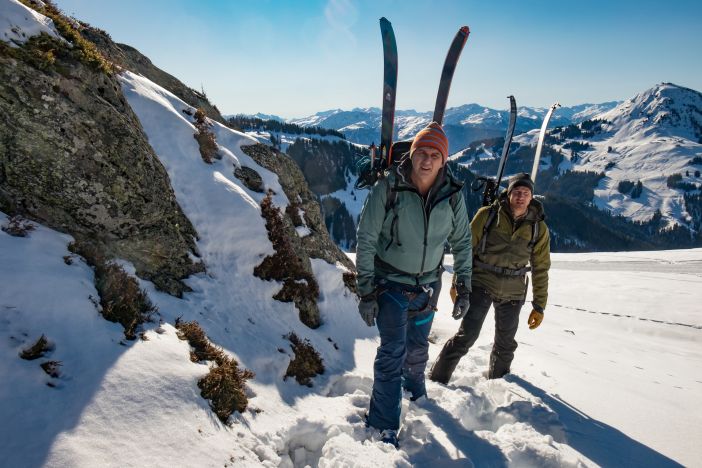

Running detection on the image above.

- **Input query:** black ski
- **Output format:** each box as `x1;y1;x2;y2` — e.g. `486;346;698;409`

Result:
433;26;470;125
474;95;518;206
480;96;517;205
379;17;398;168
354;18;397;190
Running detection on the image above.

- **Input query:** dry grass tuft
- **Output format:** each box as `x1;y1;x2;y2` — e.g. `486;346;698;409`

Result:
2;215;35;237
175;318;255;423
94;262;156;340
17;0;114;74
19;334;52;360
198;360;255;423
193;108;218;164
284;332;324;387
175;318;225;365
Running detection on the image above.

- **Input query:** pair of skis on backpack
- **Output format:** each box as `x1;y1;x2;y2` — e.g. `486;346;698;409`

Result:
473;97;561;207
355;18;469;191
356;17;560;209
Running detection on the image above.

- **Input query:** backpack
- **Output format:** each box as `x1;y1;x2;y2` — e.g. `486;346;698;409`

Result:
355;140;413;190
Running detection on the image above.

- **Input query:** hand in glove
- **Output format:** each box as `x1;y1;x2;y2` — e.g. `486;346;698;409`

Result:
358;294;379;327
452;281;471;320
527;309;544;329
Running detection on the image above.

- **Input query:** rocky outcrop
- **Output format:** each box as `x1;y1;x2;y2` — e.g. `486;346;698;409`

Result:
0;27;202;296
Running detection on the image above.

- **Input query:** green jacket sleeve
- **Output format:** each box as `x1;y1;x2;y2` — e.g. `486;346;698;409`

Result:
530;220;551;312
355;179;388;297
447;193;472;287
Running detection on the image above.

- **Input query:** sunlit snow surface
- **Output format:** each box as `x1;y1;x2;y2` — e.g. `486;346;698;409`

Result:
1;66;700;467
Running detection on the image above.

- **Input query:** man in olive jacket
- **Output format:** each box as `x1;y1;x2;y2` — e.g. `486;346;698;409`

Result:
356;122;473;446
430;172;551;383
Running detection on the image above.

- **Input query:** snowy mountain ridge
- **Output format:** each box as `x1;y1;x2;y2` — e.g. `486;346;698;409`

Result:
274;101;621;151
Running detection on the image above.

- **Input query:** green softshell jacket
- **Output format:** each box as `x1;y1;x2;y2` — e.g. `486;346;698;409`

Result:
471;195;551;311
356;164;472;297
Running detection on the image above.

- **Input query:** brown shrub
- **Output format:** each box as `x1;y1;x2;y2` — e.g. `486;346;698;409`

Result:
198;360;255;423
19;334;52;360
2;215;35;237
94;262;156;340
175;318;225;365
193;108;218;164
175;318;255;424
284;332;324;387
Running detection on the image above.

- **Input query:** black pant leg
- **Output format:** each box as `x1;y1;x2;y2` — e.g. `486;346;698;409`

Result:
429;287;493;384
488;298;524;379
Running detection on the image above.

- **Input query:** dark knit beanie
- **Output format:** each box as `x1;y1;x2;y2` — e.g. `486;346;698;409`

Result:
507;172;534;194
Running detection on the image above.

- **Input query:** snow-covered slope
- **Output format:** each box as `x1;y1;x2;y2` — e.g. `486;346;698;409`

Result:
0;0;62;47
548;83;702;228
3;208;700;465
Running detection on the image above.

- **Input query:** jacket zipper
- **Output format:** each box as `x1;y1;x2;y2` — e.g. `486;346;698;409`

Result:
396;176;464;276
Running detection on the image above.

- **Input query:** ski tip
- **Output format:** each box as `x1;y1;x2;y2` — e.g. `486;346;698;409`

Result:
460;26;470;35
380;17;390;24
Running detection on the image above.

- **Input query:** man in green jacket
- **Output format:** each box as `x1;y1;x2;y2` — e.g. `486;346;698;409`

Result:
430;172;551;383
356;122;473;447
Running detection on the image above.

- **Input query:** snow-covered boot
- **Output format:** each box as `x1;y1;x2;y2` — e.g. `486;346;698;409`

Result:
380;429;399;448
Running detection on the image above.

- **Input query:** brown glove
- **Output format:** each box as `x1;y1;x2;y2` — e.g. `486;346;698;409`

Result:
527;310;544;330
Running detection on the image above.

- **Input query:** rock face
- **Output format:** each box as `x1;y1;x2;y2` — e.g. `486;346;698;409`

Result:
0;31;202;296
1;1;356;312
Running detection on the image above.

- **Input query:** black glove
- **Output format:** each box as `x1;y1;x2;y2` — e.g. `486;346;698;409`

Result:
358;294;379;327
452;281;470;320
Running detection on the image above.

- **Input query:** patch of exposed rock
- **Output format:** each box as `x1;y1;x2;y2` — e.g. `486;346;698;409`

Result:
0;33;202;296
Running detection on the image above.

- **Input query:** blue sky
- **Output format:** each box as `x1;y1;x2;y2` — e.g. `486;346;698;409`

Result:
56;0;702;118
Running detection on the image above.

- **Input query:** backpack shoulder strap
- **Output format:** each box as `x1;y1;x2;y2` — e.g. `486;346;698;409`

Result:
449;190;460;211
478;206;498;255
527;220;539;251
384;174;400;214
382;175;402;250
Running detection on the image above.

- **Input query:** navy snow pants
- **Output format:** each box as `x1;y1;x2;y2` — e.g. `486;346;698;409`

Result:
367;279;438;431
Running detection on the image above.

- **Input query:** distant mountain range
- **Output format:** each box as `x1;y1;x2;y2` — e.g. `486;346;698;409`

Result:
455;83;702;228
266;83;702;251
230;101;620;154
